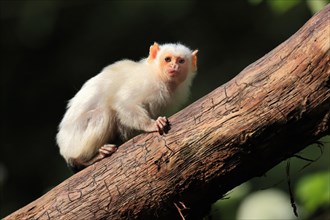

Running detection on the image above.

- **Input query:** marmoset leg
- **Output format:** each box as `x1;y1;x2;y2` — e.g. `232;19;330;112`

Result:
69;144;117;173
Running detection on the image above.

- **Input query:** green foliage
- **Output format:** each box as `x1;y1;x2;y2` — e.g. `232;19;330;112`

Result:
267;0;300;14
296;171;330;215
249;0;330;14
307;0;330;13
209;137;330;219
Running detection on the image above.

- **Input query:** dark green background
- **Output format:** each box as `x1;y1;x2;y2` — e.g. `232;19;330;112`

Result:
1;1;329;219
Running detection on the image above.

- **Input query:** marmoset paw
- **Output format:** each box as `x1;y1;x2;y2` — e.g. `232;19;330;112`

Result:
99;144;117;158
155;116;170;135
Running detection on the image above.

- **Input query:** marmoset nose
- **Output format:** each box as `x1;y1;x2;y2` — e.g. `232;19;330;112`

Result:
171;63;179;70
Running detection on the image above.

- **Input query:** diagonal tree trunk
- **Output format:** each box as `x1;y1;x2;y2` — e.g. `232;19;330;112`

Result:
5;4;330;220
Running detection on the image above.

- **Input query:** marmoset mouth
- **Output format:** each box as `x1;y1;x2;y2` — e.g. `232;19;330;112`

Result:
168;69;179;76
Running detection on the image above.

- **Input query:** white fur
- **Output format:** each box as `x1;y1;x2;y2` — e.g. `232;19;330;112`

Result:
56;43;197;162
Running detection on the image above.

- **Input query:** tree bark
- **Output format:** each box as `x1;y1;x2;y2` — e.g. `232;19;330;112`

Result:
5;4;330;220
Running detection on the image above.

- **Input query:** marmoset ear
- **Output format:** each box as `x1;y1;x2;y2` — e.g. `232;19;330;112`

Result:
148;42;160;62
192;50;198;71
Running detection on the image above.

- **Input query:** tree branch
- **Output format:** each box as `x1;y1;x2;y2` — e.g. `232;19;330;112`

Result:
5;4;330;220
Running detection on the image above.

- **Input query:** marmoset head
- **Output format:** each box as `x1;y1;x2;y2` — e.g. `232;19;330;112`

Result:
148;42;198;85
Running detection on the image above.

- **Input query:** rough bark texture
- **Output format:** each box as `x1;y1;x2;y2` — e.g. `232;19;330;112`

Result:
6;4;330;220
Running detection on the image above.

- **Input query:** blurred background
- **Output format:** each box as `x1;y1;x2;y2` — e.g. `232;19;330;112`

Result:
1;0;329;219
